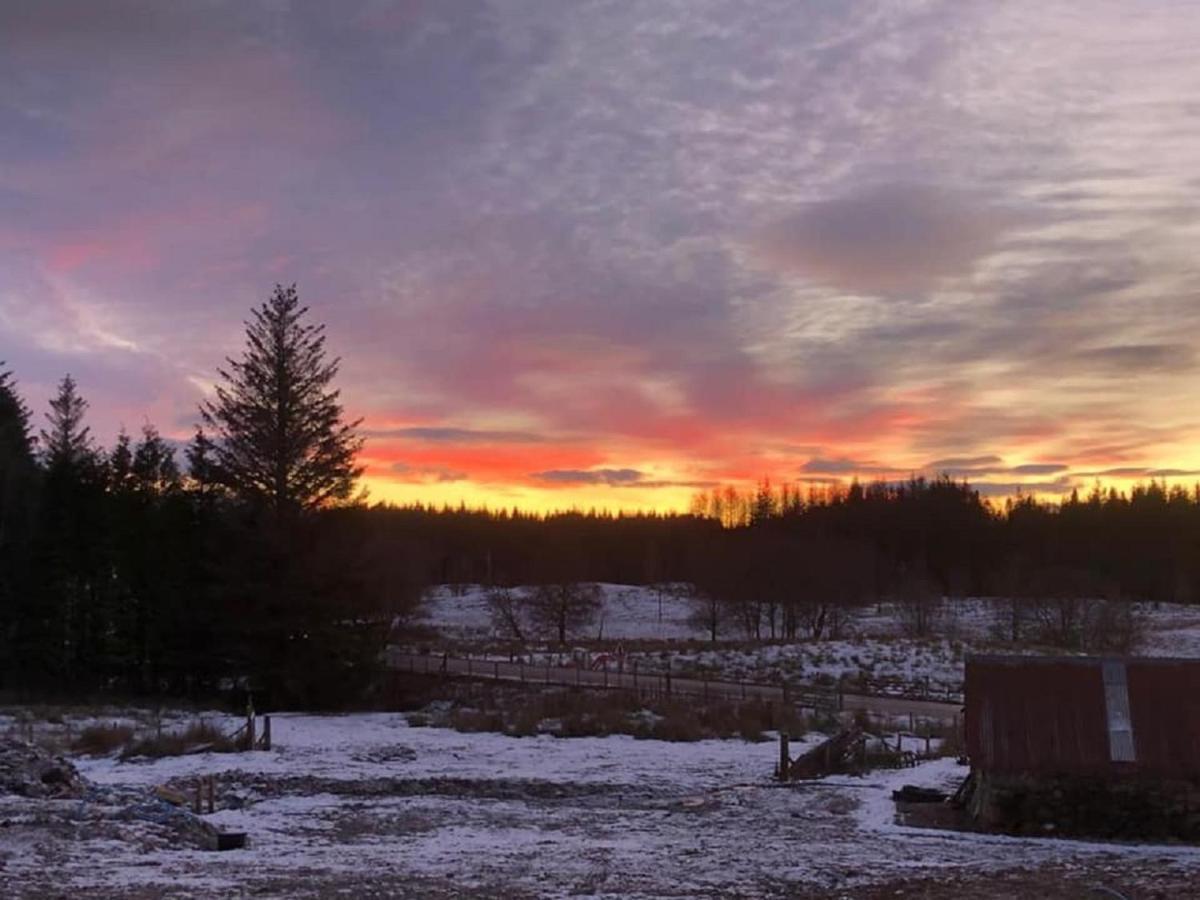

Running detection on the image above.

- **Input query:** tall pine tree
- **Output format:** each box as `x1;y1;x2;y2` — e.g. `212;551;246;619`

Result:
199;286;378;707
33;375;108;683
200;285;363;517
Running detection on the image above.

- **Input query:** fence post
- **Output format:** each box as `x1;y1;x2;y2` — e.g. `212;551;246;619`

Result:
194;780;202;814
633;661;639;694
245;697;255;752
494;660;500;679
207;776;215;813
261;715;272;751
778;732;790;781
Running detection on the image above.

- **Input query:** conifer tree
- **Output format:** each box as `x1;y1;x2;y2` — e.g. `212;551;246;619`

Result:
0;364;37;686
200;285;363;516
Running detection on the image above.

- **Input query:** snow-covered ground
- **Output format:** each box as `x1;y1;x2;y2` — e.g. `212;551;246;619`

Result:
627;637;968;696
5;714;1199;898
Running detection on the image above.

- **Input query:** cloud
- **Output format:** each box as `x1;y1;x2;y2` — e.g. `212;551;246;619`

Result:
390;463;468;483
754;183;1017;294
1074;467;1200;479
1069;344;1196;375
366;426;545;444
531;468;645;486
800;457;895;475
925;455;1004;471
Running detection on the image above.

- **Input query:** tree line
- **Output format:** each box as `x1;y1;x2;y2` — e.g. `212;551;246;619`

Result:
0;287;409;706
5;287;1200;702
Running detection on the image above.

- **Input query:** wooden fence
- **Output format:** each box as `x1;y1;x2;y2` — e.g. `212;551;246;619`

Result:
386;649;962;724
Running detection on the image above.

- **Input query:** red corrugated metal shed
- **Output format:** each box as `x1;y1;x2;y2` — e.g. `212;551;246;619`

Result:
965;655;1200;779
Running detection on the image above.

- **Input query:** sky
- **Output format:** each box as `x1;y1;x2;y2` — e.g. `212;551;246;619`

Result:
4;1;1200;512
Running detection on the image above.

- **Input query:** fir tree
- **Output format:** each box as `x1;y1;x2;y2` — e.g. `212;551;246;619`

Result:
200;285;363;516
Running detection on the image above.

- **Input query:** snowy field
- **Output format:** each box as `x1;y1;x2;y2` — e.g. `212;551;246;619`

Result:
418;583;701;642
417;585;1200;696
4;713;1199;898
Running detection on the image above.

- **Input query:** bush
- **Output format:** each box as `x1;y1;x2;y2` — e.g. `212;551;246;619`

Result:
121;720;237;759
72;723;135;757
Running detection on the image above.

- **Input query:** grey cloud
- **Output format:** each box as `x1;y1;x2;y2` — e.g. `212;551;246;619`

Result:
531;468;644;486
1070;344;1196;374
755;183;1017;294
925;455;1003;471
366;427;544;444
391;463;468;483
1075;467;1200;479
800;457;895;475
1011;463;1069;475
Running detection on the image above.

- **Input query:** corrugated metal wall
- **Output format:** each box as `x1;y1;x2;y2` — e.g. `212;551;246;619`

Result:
965;656;1200;778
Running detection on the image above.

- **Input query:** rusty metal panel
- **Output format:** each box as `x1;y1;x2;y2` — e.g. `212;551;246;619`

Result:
966;656;1109;776
968;655;1200;779
1126;660;1200;778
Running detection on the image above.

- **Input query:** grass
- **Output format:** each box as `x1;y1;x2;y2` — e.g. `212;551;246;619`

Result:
120;720;238;759
410;680;813;743
71;723;136;756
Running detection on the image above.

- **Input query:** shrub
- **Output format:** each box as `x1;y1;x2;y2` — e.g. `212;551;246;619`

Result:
72;723;135;757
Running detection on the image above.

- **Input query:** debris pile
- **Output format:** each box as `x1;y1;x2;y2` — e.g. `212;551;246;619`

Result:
1;737;226;851
0;737;86;799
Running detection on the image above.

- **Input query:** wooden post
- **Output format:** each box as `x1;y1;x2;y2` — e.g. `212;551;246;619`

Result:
262;715;272;751
908;712;915;731
924;734;931;757
245;697;255;752
206;776;215;813
778;732;790;781
194;780;202;814
494;660;500;679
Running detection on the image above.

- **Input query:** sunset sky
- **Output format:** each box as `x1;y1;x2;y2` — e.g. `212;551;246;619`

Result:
4;1;1200;512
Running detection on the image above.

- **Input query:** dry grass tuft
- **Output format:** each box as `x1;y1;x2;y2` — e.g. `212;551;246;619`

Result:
120;720;237;759
71;723;135;756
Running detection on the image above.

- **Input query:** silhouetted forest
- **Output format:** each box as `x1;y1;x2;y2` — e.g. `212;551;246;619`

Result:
4;293;1200;702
